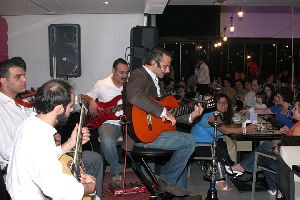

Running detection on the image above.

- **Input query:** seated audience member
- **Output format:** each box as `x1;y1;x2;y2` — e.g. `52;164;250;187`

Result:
254;92;267;109
229;93;300;196
263;83;276;108
6;79;96;200
232;79;246;111
175;86;191;106
278;69;290;86
191;93;257;191
163;77;175;95
248;86;295;129
221;77;236;99
244;78;262;108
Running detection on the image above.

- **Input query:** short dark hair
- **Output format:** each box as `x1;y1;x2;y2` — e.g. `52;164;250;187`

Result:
112;58;128;70
35;79;73;114
277;86;294;103
0;57;26;78
144;47;172;66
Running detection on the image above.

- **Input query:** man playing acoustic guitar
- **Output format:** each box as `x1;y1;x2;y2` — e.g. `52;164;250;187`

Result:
125;48;204;197
84;58;129;183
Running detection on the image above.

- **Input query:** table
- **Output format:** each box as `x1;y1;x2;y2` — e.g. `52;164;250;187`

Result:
229;130;282;192
229;130;282;150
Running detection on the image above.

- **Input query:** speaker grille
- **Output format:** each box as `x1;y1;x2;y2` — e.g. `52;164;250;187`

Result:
130;26;157;71
49;24;81;78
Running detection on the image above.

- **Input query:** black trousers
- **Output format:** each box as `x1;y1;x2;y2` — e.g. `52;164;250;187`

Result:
0;170;10;200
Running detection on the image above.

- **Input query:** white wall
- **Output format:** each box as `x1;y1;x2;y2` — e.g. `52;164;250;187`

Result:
4;14;143;94
220;12;300;38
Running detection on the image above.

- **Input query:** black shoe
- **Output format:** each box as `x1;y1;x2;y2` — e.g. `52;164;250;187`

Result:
157;178;190;197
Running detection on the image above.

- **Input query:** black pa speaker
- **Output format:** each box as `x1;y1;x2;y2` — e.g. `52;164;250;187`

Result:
49;24;81;78
130;26;157;71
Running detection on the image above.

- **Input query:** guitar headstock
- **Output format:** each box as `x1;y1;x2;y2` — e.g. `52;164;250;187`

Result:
75;94;87;112
203;96;215;109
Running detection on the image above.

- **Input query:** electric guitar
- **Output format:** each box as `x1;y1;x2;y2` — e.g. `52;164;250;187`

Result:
130;95;215;143
85;95;123;129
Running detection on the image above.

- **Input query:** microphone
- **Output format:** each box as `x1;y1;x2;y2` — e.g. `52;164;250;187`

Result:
120;115;130;125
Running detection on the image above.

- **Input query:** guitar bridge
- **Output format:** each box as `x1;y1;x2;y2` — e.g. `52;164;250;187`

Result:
146;114;152;131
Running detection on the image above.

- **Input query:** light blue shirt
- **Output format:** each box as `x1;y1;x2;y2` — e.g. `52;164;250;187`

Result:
191;111;222;143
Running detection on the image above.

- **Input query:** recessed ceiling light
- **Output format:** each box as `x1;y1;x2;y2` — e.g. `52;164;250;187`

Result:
103;1;109;5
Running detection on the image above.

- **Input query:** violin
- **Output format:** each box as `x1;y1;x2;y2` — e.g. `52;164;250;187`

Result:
16;88;36;108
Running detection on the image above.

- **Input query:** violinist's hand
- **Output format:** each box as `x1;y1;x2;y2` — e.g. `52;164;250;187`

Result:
191;103;204;121
162;111;176;126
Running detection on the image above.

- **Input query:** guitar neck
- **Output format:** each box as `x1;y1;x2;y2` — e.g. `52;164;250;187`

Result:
170;99;214;117
170;103;196;117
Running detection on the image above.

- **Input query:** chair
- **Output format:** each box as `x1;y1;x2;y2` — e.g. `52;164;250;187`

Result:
251;150;277;200
188;142;212;177
277;156;295;200
127;146;174;198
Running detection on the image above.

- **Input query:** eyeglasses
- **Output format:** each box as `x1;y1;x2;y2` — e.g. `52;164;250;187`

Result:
217;101;228;104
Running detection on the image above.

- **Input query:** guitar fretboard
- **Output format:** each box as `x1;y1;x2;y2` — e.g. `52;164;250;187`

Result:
170;104;196;117
170;99;214;117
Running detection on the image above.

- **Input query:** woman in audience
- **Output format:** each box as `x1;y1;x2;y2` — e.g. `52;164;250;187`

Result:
191;93;257;191
263;83;276;107
252;86;295;129
228;93;300;196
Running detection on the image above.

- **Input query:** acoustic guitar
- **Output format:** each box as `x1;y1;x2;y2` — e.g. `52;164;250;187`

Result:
85;95;123;129
59;95;92;200
131;95;215;143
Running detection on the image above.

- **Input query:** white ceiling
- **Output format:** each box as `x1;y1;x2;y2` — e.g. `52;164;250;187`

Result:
0;0;300;16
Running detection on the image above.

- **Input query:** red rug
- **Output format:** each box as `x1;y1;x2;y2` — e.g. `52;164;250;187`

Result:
102;171;150;200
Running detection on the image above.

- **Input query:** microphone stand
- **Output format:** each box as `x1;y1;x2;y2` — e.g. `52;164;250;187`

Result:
206;111;220;200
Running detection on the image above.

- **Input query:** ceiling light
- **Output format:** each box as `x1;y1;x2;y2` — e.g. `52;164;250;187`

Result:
218;42;222;47
223;27;227;42
214;43;218;48
103;1;109;5
230;16;234;32
238;7;244;18
213;0;226;5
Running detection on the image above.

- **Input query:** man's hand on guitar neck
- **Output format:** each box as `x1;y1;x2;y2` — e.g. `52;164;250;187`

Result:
61;123;91;153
